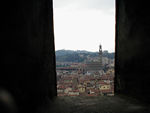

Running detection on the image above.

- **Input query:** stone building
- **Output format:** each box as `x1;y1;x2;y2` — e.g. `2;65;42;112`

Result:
85;44;103;73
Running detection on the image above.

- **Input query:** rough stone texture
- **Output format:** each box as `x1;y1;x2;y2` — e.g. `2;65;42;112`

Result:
0;0;56;113
115;0;150;103
38;95;149;113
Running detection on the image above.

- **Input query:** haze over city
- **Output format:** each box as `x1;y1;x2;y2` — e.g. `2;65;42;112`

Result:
53;0;115;52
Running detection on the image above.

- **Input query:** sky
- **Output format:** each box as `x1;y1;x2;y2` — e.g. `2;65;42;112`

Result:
53;0;115;52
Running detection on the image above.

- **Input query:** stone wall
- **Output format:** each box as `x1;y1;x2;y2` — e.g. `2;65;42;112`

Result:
115;0;150;103
0;0;57;112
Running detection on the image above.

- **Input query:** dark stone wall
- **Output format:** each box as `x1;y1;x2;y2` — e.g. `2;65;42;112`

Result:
0;0;57;113
115;0;150;103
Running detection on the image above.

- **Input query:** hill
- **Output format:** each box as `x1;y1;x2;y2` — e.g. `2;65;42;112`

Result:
55;49;114;63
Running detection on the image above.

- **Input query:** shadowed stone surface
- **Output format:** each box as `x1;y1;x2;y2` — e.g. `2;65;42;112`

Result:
115;0;150;103
37;95;149;113
0;0;56;113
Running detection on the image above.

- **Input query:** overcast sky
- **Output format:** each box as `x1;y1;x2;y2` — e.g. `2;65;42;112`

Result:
53;0;115;52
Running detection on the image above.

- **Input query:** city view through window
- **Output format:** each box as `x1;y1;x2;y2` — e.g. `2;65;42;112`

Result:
53;0;115;96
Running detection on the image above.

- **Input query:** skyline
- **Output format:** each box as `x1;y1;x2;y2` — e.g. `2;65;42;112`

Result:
53;0;115;52
55;48;114;53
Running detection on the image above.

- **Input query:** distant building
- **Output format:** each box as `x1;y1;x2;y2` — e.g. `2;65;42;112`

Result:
85;44;103;72
99;44;102;66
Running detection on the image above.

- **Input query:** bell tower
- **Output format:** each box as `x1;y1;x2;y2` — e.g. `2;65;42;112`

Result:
99;44;102;67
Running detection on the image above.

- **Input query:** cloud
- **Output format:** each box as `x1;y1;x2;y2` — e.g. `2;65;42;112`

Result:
53;0;115;11
53;0;115;52
54;8;115;52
